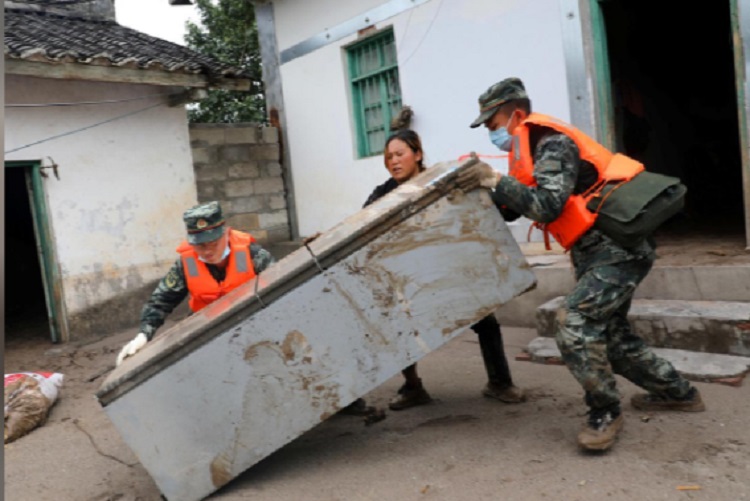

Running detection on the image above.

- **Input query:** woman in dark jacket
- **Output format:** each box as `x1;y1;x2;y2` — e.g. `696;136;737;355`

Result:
365;129;526;410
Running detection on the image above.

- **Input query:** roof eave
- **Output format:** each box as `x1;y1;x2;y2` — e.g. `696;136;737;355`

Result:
5;58;251;91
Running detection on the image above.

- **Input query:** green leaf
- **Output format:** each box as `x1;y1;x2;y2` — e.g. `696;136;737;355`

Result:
185;0;266;124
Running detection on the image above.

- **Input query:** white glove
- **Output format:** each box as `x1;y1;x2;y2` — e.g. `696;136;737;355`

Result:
116;332;148;366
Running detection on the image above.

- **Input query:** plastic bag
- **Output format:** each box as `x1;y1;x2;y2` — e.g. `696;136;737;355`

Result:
4;372;64;443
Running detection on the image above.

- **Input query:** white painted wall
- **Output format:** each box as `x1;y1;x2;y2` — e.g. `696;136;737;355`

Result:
5;75;198;319
274;0;571;240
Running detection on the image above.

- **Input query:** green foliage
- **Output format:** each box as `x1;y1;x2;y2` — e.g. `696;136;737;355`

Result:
185;0;266;123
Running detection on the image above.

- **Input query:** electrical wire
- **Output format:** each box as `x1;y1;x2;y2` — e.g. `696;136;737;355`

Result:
5;101;164;154
399;0;444;68
396;6;415;51
6;92;178;108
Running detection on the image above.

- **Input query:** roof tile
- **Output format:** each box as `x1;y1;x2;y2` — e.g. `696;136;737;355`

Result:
4;8;249;80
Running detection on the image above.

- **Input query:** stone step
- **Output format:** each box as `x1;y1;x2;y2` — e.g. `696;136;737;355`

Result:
522;337;750;385
496;254;750;328
535;298;750;357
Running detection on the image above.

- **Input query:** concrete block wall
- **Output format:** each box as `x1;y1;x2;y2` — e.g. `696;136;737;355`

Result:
189;123;290;244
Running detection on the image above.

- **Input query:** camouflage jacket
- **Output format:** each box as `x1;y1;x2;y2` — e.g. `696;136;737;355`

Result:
139;242;275;339
490;125;654;275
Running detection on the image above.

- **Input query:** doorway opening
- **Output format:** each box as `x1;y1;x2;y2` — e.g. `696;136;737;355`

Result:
5;165;54;342
601;0;744;238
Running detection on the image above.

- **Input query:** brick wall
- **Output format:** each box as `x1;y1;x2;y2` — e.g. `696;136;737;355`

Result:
189;123;290;243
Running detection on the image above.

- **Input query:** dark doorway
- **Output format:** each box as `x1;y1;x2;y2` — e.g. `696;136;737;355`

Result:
601;0;744;236
5;166;51;341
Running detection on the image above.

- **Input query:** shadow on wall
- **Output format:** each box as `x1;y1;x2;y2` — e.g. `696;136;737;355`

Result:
66;281;191;343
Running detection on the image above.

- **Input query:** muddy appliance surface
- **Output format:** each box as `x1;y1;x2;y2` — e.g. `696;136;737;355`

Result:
96;158;537;501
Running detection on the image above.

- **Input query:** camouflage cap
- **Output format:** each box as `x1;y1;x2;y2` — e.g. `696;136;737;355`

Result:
183;201;226;245
469;77;528;128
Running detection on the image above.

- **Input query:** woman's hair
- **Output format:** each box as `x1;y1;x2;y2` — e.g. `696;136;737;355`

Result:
384;129;425;171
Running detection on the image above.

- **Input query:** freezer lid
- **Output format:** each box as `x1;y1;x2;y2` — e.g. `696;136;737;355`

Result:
97;156;485;405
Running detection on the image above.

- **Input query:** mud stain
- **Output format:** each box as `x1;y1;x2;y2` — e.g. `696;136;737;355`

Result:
344;263;367;275
379;268;411;316
280;330;312;365
362;210;496;263
346;254;419;320
417;414;479;428
452;318;473;331
244;331;313;366
371;283;397;309
244;341;276;361
369;232;494;262
299;376;314;390
441;309;490;337
210;452;233;488
354;218;509;322
328;278;389;345
311;381;341;421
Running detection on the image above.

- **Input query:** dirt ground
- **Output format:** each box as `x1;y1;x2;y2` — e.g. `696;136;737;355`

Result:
4;317;750;501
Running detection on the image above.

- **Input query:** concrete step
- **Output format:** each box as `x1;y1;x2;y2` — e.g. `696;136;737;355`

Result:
496;253;750;328
522;336;750;384
535;297;750;357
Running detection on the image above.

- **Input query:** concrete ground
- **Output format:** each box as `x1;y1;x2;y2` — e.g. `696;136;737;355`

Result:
5;322;750;501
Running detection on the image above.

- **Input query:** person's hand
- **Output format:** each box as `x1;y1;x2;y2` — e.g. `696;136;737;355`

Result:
456;159;502;192
116;332;148;366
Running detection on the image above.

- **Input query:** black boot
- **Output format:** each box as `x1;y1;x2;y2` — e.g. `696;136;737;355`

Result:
389;379;432;411
339;397;370;416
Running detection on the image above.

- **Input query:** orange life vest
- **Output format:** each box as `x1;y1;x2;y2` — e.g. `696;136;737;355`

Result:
508;113;644;249
176;228;257;312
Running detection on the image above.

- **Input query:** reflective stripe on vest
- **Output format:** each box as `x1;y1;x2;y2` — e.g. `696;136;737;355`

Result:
185;257;199;277
186;250;249;276
176;228;257;311
235;250;249;273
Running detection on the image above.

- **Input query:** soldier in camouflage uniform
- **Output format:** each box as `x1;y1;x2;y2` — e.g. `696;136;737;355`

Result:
116;201;275;366
457;78;705;452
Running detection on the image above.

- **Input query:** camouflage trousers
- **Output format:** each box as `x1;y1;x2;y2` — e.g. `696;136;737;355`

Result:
555;254;690;411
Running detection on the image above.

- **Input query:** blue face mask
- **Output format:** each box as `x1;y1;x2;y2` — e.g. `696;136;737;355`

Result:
198;243;230;263
489;128;512;152
488;113;514;152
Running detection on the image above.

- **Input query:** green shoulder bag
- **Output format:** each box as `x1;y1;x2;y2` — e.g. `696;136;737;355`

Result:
586;171;687;248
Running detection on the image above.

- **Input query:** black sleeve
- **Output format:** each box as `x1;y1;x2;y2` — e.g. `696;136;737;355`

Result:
363;190;381;208
363;178;399;208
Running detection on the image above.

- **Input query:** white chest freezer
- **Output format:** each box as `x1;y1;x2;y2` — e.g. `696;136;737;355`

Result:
96;158;536;501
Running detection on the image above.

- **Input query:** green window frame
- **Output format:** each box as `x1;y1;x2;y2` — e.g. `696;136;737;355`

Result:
347;28;403;158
